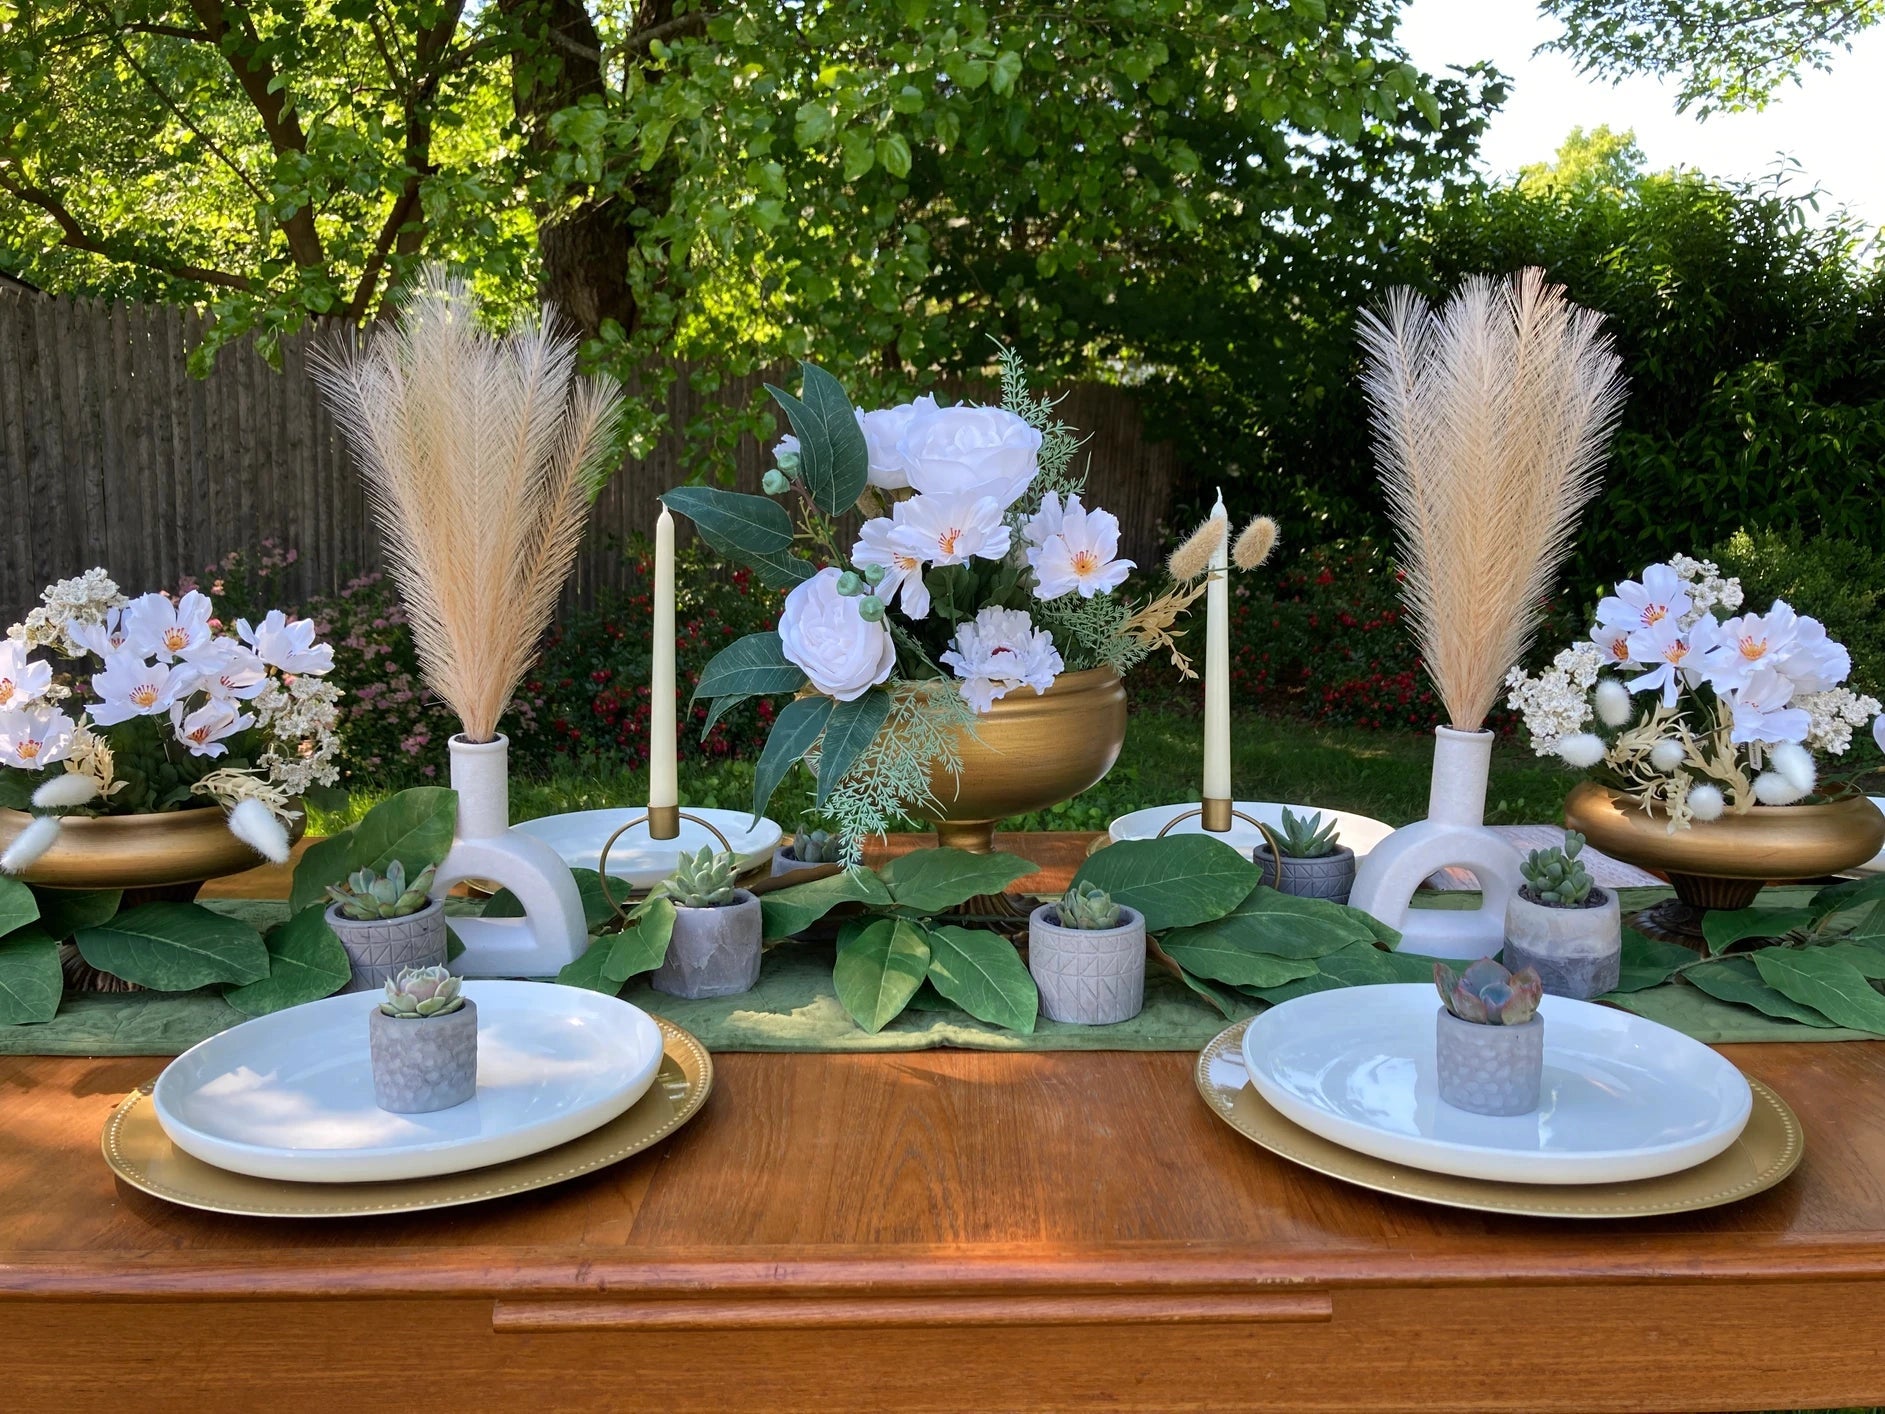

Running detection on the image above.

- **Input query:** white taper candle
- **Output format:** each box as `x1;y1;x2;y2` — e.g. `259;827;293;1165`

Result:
650;505;678;810
1202;489;1231;803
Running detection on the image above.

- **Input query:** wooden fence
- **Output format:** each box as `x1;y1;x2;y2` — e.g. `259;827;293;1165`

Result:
0;293;1178;620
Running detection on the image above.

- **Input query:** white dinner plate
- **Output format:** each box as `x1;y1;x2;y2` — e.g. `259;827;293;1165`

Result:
1108;801;1395;859
153;981;666;1183
513;806;781;888
1241;983;1751;1185
1855;798;1885;875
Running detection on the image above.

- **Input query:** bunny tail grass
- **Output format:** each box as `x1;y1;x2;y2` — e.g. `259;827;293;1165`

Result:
32;773;99;809
1;816;61;874
227;797;292;864
1167;517;1227;583
1231;516;1279;571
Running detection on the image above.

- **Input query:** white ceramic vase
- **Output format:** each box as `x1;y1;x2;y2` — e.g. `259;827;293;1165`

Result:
1347;726;1524;960
432;734;587;977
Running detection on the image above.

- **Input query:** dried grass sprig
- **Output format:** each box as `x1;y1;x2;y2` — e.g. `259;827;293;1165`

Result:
1358;268;1625;731
1167;517;1226;582
311;268;622;742
1232;515;1278;571
1122;577;1212;679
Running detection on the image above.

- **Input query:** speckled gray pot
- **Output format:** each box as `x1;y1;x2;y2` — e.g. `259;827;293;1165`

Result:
1027;904;1146;1025
1251;844;1356;904
1503;887;1621;1000
368;997;478;1113
651;891;762;999
1435;1008;1543;1117
770;847;830;878
327;898;448;995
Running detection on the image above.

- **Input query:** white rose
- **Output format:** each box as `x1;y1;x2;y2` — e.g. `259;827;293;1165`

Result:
855;395;940;491
778;568;896;702
897;405;1042;508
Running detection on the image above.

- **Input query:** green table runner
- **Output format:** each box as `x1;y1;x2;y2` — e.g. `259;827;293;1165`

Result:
2;888;1877;1057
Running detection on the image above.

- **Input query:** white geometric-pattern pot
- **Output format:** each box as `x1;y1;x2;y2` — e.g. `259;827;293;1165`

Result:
1504;887;1622;1000
368;998;479;1114
1250;844;1357;904
1027;903;1147;1025
326;898;449;994
1435;1008;1543;1117
650;890;763;999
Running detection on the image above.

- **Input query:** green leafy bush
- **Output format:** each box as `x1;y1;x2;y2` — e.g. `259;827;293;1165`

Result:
1712;527;1885;692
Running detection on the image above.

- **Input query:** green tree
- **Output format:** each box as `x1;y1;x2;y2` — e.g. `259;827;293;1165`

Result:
1516;124;1645;194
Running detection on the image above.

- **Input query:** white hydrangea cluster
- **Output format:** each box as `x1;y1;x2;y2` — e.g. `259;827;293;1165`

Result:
1504;642;1602;756
1666;554;1743;623
9;570;127;654
252;674;343;797
1798;686;1883;754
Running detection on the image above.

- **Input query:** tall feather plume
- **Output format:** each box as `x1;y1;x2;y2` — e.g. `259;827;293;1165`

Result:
311;267;623;742
1358;268;1625;730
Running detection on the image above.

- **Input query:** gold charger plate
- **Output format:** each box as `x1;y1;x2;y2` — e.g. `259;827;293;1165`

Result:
102;1017;712;1218
1196;1018;1802;1219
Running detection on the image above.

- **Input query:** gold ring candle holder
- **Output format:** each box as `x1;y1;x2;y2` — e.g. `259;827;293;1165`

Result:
1154;804;1282;889
596;810;735;922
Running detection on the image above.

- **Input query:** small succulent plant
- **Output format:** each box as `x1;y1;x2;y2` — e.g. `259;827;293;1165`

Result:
1521;831;1595;907
1055;880;1123;930
1435;958;1544;1026
791;826;840;865
327;860;436;921
655;845;741;908
378;965;465;1018
1272;807;1340;859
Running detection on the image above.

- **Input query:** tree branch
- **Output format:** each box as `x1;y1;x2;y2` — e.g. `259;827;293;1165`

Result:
0;167;254;291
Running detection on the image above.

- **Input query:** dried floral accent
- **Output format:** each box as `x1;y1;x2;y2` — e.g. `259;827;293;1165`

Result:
1121;577;1212;680
1166;518;1227;583
1231;516;1279;571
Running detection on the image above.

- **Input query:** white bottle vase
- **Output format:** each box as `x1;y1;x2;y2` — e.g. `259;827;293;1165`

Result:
432;734;587;977
1347;725;1524;960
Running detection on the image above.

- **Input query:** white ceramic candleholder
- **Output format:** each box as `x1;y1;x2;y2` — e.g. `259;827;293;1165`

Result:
432;734;587;977
1346;726;1524;960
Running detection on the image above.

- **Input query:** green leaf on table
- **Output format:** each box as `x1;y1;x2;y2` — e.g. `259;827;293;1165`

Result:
921;924;1037;1032
1165;884;1375;961
1242;940;1435;1005
1161;934;1320;990
290;827;355;912
1164;958;1251;1017
761;866;892;939
1809;872;1885;922
879;847;1033;913
662;487;816;590
1750;947;1885;1034
1701;906;1813;955
0;924;61;1025
485;868;633;933
1609;928;1698;993
0;875;40;939
754;695;831;823
1824;941;1885;979
223;904;350;1017
1685;956;1837;1028
764;363;869;516
1070;835;1257;932
26;885;117;941
446;921;464;962
603;898;676;983
833;917;930;1033
347;787;457;881
691;631;806;708
556;937;623;995
75;902;269;991
814;690;892;807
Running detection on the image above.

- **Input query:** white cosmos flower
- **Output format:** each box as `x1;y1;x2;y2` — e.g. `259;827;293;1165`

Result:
0;640;52;711
123;590;214;662
1776;612;1850;694
1625;617;1716;707
182;638;270;700
1596;563;1692;636
237;609;334;675
1704;601;1803;692
940;606;1064;713
170;698;254;758
1727;669;1812;746
0;706;76;770
855;395;940;491
777;567;896;702
852;514;931;620
1589;622;1636;669
1024;493;1135;600
887;493;1011;568
897;404;1041;508
88;654;184;725
66;608;132;661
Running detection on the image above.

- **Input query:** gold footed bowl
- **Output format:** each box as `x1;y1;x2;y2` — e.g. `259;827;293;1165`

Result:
0;804;302;898
1563;781;1885;939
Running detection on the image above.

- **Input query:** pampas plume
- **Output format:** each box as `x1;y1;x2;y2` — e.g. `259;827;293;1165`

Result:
1;816;61;874
32;773;99;809
1231;516;1278;571
227;798;292;864
1358;268;1626;731
310;267;624;742
1167;517;1226;582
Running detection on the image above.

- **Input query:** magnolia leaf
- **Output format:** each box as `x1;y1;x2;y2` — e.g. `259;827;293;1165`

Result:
662;486;816;589
760;866;893;940
1165;884;1375;961
833;917;930;1033
1160;953;1250;1016
922;924;1038;1032
1701;906;1813;955
764;363;869;515
0;876;40;939
1161;935;1320;990
1809;873;1885;921
75;902;270;991
290;828;356;912
1240;939;1428;1004
1685;956;1837;1028
603;897;676;982
754;695;831;823
348;787;457;881
814;689;891;807
1610;928;1697;993
0;924;61;1025
1071;836;1258;932
691;631;806;706
1750;947;1885;1033
557;937;624;995
1824;941;1885;980
878;847;1033;913
26;885;118;941
223;904;351;1017
700;690;751;741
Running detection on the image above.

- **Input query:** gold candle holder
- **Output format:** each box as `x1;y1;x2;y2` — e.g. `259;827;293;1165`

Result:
647;803;680;840
596;809;733;921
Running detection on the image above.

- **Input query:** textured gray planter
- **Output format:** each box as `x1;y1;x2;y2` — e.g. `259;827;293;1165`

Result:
327;897;448;994
651;890;763;999
1435;1008;1543;1117
1027;903;1147;1025
1250;844;1356;904
770;847;828;878
368;997;478;1113
1504;887;1621;1000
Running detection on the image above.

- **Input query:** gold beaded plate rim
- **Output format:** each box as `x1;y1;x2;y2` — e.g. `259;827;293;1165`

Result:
1195;1018;1802;1219
100;1017;712;1219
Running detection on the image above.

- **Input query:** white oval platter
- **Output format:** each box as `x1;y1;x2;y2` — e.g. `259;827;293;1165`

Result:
153;981;666;1183
1108;801;1395;859
1241;983;1752;1185
513;807;780;888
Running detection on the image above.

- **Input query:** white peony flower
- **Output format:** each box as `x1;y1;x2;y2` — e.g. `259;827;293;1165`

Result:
1649;739;1686;773
0;706;76;770
182;638;270;700
1687;782;1726;821
228;796;292;863
237;609;335;675
852;514;931;620
88;654;184;726
32;773;99;808
1593;678;1634;727
1596;563;1692;636
887;493;1012;567
0;815;61;874
1768;741;1817;795
1752;770;1808;806
0;640;52;711
778;568;896;703
123;590;214;663
896;404;1041;508
1554;732;1607;768
940;606;1064;713
170;698;254;758
1025;493;1135;600
855;395;939;490
1727;669;1812;746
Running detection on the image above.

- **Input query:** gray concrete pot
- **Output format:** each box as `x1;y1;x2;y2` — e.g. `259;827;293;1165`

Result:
1250;844;1356;904
326;897;448;994
1435;1008;1543;1117
1503;887;1621;1000
368;997;478;1113
1027;903;1147;1025
651;890;763;999
770;847;830;878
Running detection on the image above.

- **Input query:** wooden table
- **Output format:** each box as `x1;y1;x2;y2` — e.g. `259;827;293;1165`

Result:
6;833;1885;1412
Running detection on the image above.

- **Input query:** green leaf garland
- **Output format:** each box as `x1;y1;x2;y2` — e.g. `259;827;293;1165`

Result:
833;917;931;1033
0;925;61;1025
223;905;351;1017
879;848;1033;913
75;903;269;991
1072;836;1257;932
921;924;1038;1032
